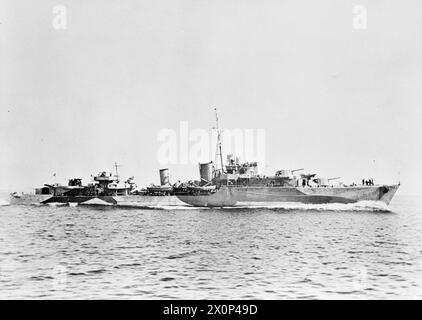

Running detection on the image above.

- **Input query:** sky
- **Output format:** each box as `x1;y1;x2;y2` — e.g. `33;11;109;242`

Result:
1;0;421;195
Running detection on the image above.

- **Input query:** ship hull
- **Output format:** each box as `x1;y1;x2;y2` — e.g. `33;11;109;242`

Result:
9;194;52;205
10;194;188;208
176;185;400;207
10;184;399;208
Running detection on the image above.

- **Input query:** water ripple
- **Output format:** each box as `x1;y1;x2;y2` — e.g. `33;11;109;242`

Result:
0;195;421;299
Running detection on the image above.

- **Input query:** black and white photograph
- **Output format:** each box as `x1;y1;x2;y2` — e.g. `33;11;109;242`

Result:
0;0;421;305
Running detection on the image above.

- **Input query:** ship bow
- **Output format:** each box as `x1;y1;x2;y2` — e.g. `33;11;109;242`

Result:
378;184;400;205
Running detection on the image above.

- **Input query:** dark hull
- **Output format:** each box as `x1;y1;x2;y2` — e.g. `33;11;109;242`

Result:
11;194;187;208
9;194;52;205
42;196;112;204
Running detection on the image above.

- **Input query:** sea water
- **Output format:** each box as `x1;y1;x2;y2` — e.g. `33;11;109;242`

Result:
0;194;421;299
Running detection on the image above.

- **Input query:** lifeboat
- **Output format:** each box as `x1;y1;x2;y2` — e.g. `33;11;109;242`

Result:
186;185;217;194
146;185;173;195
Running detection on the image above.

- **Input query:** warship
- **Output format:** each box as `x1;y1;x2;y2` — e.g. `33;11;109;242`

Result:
9;163;186;208
9;109;399;208
172;109;399;207
173;159;399;207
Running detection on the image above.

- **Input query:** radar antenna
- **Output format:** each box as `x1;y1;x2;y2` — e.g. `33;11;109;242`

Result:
212;108;224;176
114;162;121;183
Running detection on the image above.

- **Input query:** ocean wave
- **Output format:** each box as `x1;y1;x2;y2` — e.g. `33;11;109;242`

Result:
149;205;205;210
46;202;69;207
222;201;391;212
78;203;200;210
35;200;391;212
0;198;10;206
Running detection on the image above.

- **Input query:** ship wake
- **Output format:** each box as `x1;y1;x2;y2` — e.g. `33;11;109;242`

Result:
223;201;391;212
0;198;10;206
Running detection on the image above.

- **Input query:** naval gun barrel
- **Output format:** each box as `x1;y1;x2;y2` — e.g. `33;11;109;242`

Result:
328;177;341;181
292;168;304;173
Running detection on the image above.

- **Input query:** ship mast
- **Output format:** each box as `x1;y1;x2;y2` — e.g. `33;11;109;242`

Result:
114;162;121;183
213;108;224;175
